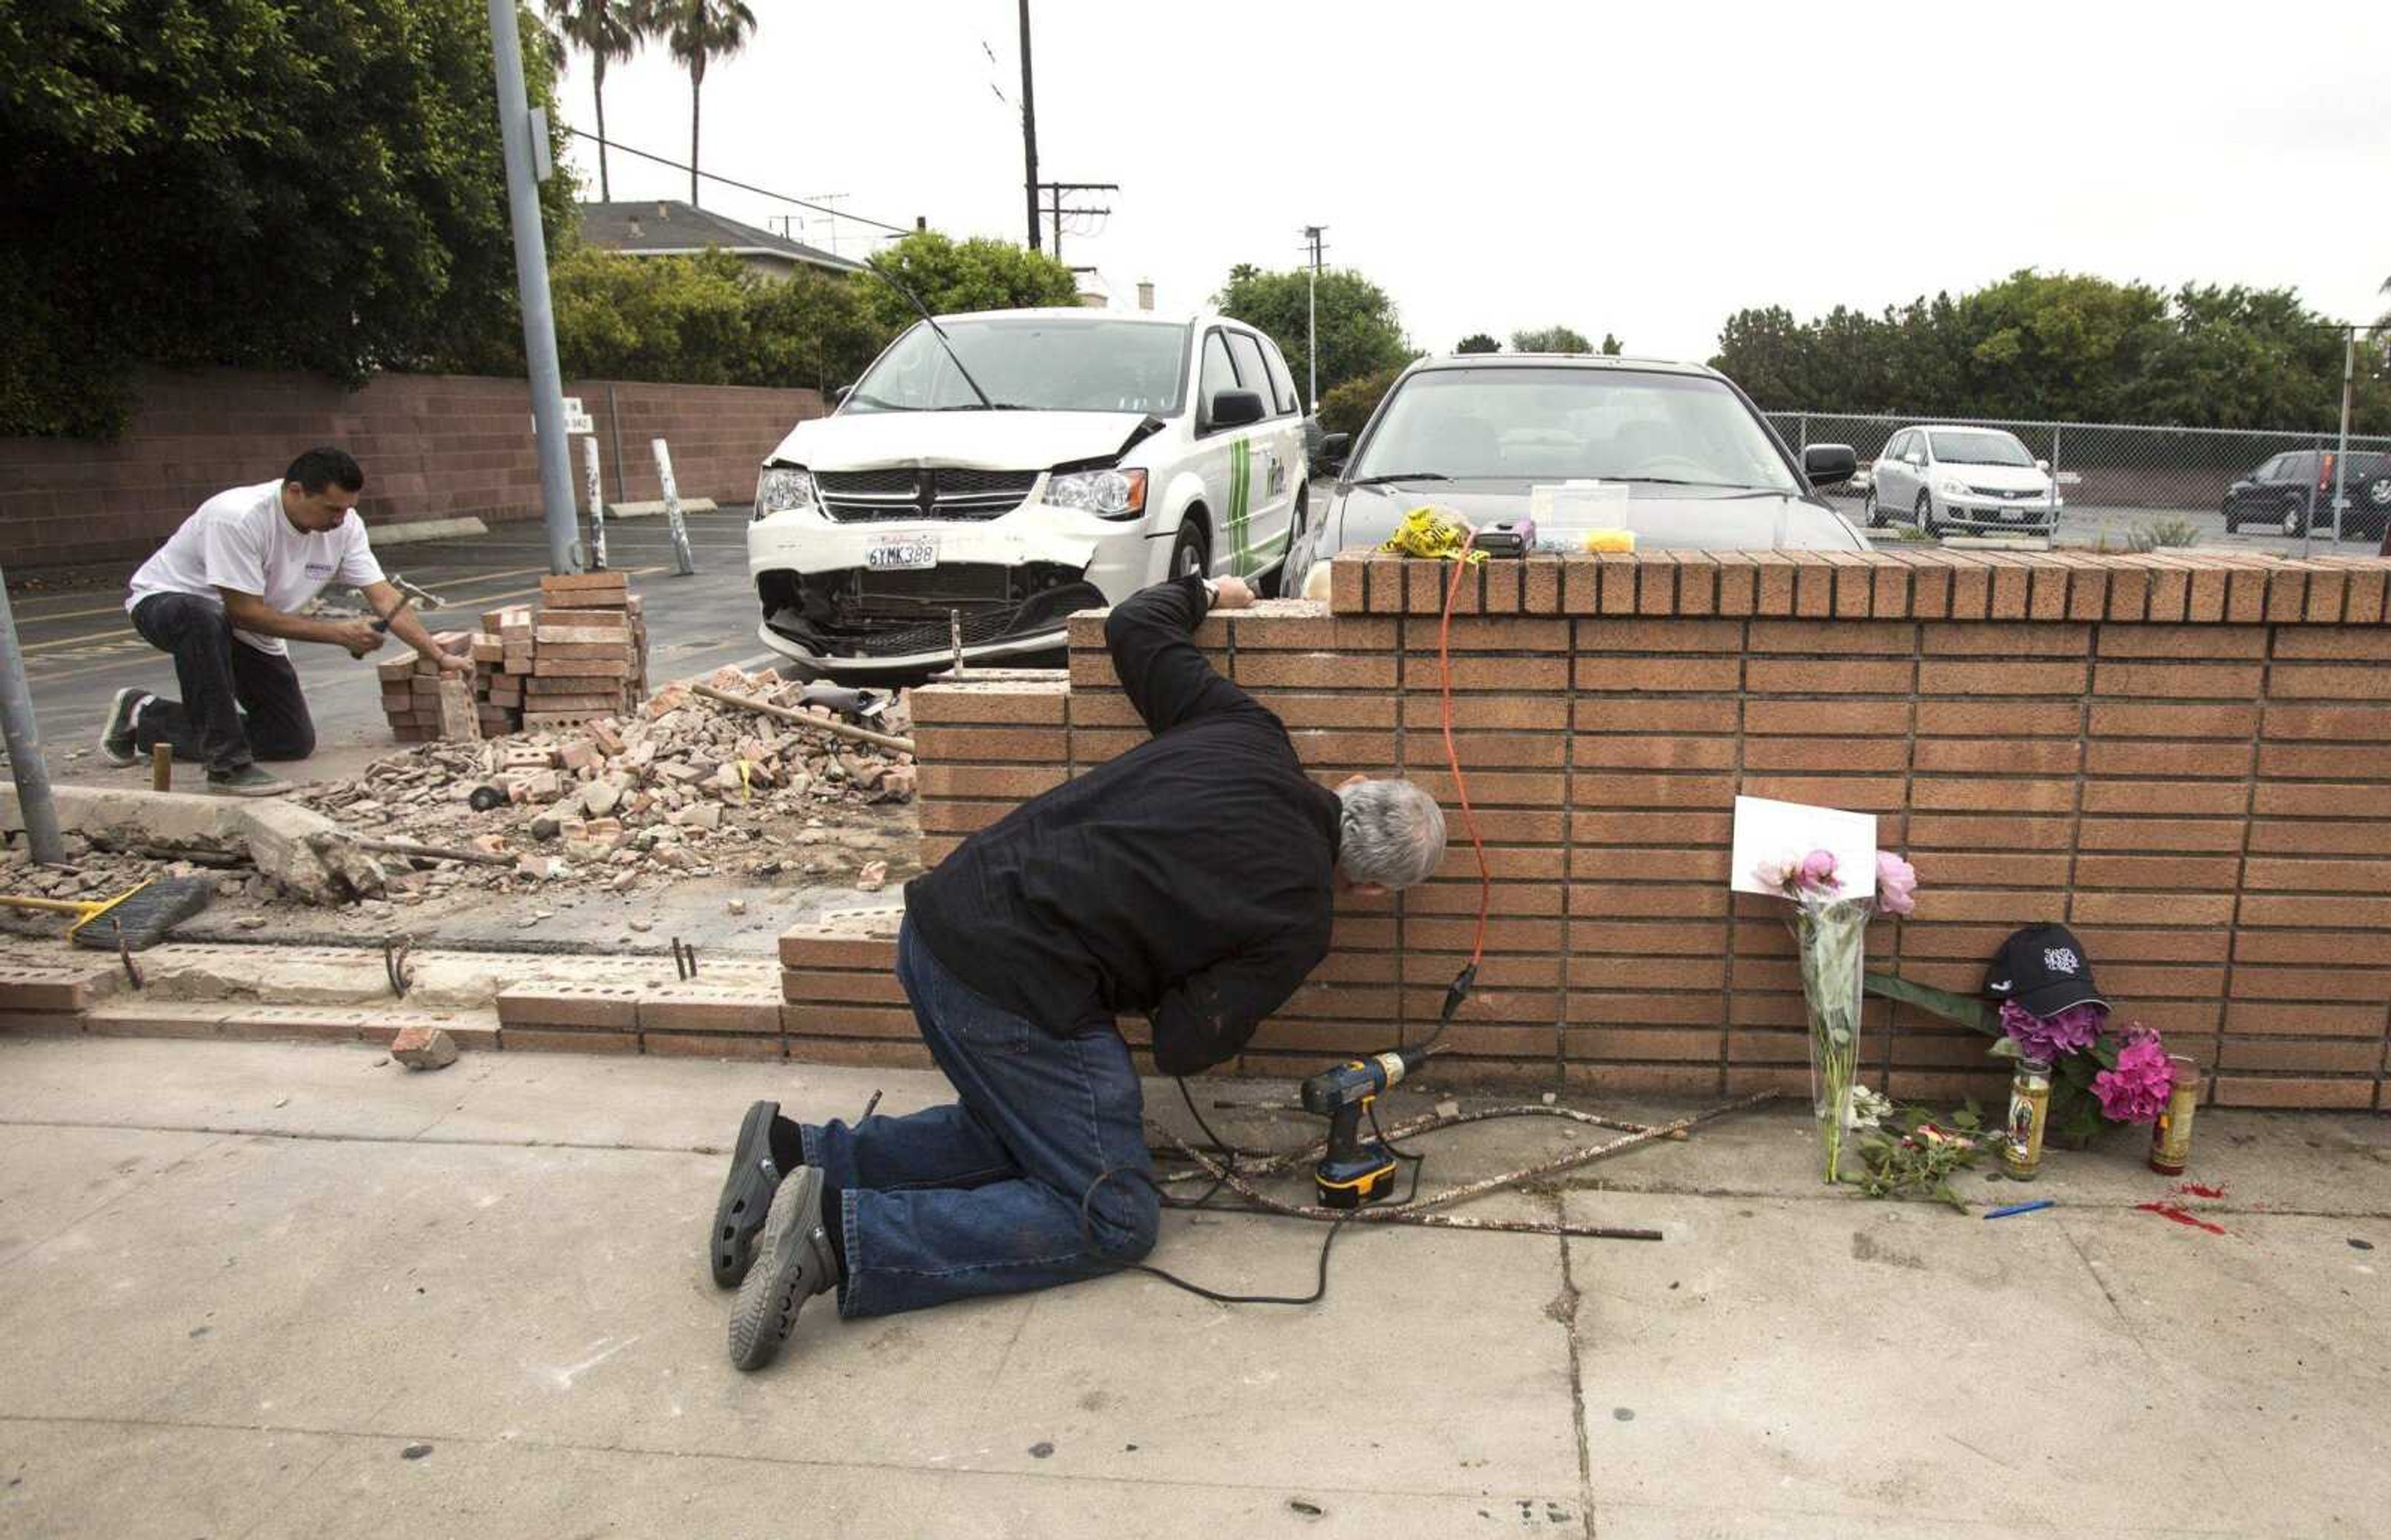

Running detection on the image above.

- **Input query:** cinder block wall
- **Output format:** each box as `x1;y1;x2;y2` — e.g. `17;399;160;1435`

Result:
0;368;824;570
796;548;2391;1110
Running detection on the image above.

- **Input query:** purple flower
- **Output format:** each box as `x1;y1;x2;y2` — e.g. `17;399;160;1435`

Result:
2094;1027;2176;1124
1875;852;1918;917
1999;998;2105;1063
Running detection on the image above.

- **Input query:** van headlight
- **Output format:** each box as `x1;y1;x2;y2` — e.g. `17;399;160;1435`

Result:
1043;467;1147;520
755;467;819;520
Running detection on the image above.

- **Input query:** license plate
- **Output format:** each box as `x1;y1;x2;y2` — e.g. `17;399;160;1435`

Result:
866;538;937;571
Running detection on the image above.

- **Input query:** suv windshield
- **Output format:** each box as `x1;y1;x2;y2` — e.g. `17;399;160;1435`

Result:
846;317;1187;415
1928;430;2035;467
1347;367;1801;493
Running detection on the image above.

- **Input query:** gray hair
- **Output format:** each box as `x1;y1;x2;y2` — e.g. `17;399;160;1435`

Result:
1336;778;1446;890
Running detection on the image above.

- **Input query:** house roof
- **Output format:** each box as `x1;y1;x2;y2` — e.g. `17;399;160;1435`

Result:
577;200;864;273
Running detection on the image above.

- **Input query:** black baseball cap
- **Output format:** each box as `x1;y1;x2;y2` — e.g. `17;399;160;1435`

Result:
1984;923;2108;1017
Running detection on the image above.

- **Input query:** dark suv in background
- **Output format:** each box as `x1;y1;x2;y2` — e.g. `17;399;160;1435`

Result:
2223;450;2391;539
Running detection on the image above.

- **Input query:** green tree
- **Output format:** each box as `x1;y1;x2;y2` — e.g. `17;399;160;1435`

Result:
1709;270;2385;433
1510;325;1592;354
1214;265;1409;410
745;265;892;392
859;231;1078;335
1600;332;1623;355
658;0;753;207
549;243;894;391
545;0;650;201
1455;332;1500;354
0;0;575;438
1317;364;1403;437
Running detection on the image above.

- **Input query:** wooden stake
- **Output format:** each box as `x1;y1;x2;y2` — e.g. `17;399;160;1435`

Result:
149;743;171;792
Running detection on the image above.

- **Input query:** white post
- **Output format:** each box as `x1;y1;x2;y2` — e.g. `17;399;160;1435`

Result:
651;438;697;576
583;436;608;571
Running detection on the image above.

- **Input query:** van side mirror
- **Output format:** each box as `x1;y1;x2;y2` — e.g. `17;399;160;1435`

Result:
1319;432;1352;472
1208;389;1266;430
833;383;853;405
1803;443;1857;487
2035;458;2050;472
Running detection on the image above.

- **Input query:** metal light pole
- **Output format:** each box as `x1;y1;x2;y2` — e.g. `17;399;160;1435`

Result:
2332;324;2354;545
1302;225;1324;409
486;0;581;576
0;567;65;865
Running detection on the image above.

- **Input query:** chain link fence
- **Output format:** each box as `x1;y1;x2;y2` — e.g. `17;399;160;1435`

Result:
1766;410;2391;547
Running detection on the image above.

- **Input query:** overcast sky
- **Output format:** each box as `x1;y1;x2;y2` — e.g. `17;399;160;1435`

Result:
562;0;2390;365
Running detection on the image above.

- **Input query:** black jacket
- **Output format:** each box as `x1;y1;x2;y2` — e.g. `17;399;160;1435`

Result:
903;576;1342;1074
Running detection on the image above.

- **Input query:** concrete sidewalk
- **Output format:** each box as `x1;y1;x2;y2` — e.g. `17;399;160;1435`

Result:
0;1037;2382;1538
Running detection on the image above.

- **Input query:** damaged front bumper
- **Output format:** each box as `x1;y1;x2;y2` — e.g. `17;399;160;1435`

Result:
747;517;1148;676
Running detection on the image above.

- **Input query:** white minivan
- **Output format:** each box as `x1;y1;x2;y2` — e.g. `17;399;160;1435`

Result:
747;308;1310;678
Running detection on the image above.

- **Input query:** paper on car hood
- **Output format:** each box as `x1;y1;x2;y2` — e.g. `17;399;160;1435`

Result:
765;409;1153;472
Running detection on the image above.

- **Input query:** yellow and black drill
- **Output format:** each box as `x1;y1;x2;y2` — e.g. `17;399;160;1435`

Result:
1299;1045;1433;1208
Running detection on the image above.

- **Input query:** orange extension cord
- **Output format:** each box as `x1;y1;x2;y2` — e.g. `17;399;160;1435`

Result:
1425;531;1491;1040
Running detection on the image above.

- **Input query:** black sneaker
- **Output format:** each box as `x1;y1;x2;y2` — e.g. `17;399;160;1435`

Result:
204;764;294;797
710;1099;784;1289
99;688;148;767
727;1167;838;1372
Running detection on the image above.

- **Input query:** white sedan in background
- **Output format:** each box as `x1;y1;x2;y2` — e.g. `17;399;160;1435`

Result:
1866;425;2061;536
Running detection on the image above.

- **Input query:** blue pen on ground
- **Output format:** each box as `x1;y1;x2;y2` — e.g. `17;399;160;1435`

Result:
1985;1200;2055;1220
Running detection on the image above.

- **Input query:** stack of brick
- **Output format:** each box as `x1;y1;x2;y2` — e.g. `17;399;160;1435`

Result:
828;548;2391;1110
421;572;653;743
375;630;475;743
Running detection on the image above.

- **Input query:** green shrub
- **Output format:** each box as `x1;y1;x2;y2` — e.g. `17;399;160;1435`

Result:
1319;365;1404;438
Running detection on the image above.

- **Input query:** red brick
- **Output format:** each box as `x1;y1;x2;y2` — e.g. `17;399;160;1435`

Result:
1745;659;1913;693
1920;622;2089;656
1568;884;1731;920
1745;619;1912;654
1916;700;2081;736
2223;1001;2387;1036
1572;810;1733;846
2098;624;2266;659
1575;617;1745;653
2088;702;2259;738
1574;735;1738;770
1747;699;1909;736
499;1028;639;1055
496;980;643;1029
1906;814;2074;850
788;1039;938;1070
1521;556;1563;614
1738;775;1907;810
1745;738;1909;772
917;764;1067;800
2237;893;2391;928
1911;777;2076;812
1793;560;1835;617
1911;738;2078;775
2082;741;2248;776
2247;820;2391;857
1712;553;1758;615
2258;743;2391;779
2268;664;2391;701
642;1032;786;1061
2253;783;2382;817
2074;817;2242;853
2230;965;2391;1002
1917;659;2087;695
1676;553;1719;616
1753;554;1797;615
910;682;1067;725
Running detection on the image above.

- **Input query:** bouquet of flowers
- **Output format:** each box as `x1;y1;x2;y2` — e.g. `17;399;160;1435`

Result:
1751;848;1918;1181
1994;1002;2177;1146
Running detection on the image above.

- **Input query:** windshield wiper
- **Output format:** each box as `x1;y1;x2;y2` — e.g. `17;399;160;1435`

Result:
844;392;916;411
853;263;999;411
928;401;1036;411
1348;471;1453;486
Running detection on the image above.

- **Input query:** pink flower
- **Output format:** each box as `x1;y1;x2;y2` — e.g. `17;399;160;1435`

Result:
1875;852;1918;917
2094;1027;2176;1124
1999;999;2105;1063
1753;856;1793;892
1798;849;1840;893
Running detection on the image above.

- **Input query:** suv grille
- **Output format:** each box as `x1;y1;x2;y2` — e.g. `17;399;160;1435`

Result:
814;468;1039;523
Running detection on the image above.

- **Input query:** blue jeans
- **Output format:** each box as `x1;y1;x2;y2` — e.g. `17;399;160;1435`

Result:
799;918;1159;1318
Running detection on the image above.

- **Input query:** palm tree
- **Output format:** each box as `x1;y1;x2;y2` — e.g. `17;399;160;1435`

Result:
545;0;650;202
660;0;756;208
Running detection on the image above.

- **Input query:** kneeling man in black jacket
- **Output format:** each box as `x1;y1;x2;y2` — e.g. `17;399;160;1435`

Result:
712;572;1446;1369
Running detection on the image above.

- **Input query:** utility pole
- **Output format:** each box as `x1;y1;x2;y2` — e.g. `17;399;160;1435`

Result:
1038;181;1117;266
1019;0;1040;251
486;0;580;576
1301;225;1326;409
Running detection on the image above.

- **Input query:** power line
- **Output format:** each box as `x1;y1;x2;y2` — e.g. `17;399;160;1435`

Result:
563;128;914;235
1039;181;1116;264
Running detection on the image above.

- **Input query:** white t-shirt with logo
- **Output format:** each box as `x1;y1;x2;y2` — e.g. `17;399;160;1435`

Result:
126;481;385;655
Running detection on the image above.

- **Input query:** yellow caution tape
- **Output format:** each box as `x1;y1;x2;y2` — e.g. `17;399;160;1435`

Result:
1379;506;1486;565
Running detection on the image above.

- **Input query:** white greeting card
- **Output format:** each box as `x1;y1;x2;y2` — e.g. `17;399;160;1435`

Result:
1728;795;1879;899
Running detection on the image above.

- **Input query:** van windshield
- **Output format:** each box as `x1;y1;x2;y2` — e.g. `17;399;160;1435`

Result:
846;318;1188;415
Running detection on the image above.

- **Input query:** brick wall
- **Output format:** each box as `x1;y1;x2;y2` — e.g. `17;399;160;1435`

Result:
0;367;824;570
835;548;2391;1110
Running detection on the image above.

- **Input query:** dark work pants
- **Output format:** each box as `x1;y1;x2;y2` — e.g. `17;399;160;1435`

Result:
129;593;316;774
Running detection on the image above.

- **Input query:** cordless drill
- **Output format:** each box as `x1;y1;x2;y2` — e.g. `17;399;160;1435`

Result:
1299;1045;1433;1208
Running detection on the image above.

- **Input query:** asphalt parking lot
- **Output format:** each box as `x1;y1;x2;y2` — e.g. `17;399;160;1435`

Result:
1835;493;2382;555
10;510;773;788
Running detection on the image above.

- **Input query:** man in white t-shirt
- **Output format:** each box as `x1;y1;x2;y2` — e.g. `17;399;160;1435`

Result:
100;447;470;796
